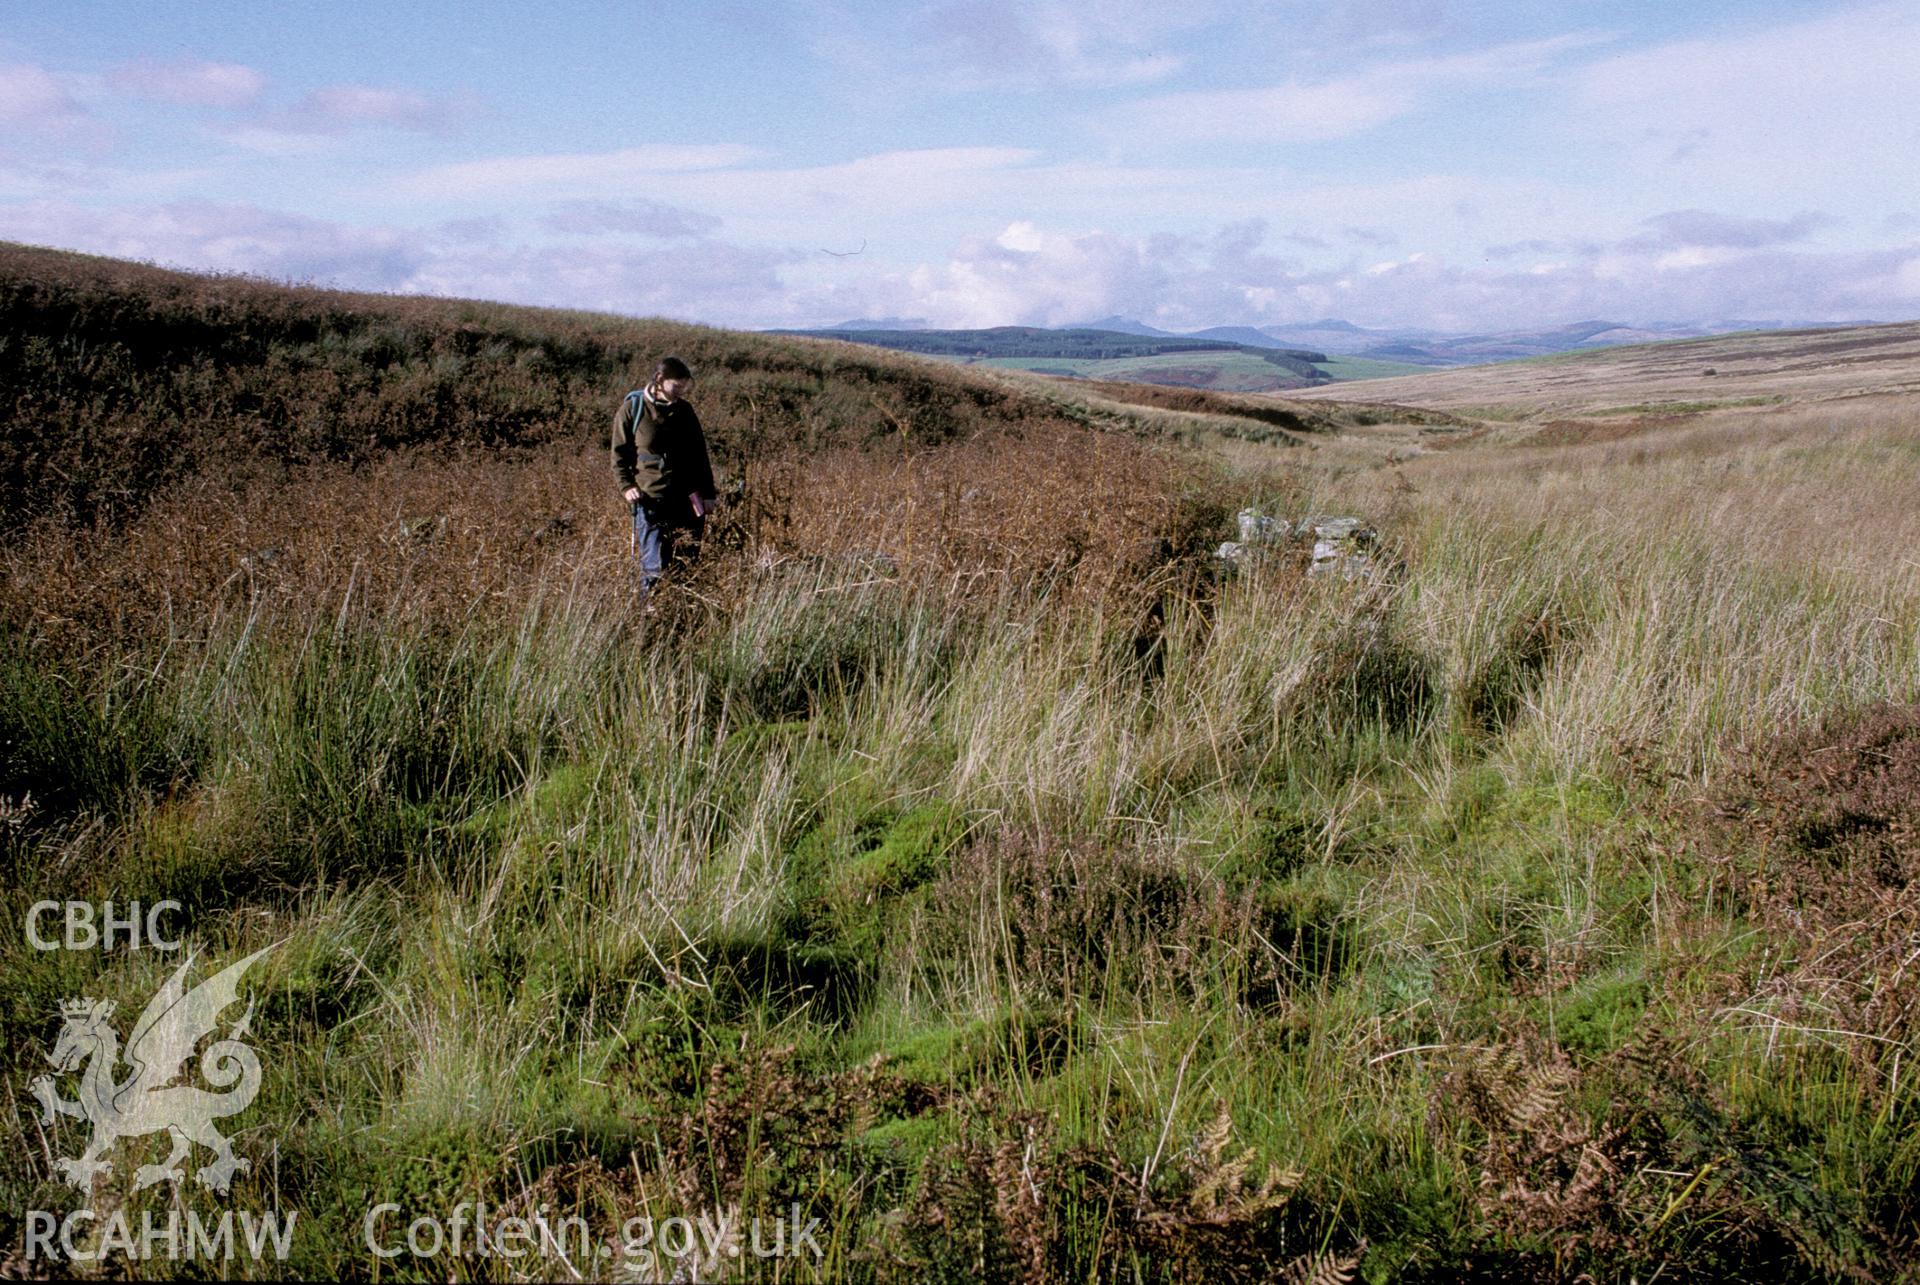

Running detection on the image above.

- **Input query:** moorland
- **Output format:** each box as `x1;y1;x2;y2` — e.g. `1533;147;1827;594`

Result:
3;242;1917;1281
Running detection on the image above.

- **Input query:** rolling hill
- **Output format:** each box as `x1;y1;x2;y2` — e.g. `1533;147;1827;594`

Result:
1294;319;1920;415
1066;315;1876;367
770;324;1441;392
0;244;1364;530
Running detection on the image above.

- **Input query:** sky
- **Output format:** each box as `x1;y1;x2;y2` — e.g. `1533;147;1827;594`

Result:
3;0;1918;333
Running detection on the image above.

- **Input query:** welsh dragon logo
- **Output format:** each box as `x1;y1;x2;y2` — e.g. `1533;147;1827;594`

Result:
30;947;274;1198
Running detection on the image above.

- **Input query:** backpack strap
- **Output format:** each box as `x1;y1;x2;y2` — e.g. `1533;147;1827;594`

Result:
625;391;665;463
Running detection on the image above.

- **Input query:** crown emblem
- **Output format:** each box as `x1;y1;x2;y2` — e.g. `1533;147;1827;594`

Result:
59;997;114;1022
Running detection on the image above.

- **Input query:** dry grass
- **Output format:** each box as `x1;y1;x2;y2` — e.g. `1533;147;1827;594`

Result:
1283;398;1920;780
1296;321;1920;415
0;422;1232;661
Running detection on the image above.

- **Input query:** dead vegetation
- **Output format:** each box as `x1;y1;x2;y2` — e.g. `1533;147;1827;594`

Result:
1296;321;1920;416
1698;701;1920;1087
490;1066;1362;1284
0;420;1233;660
0;241;1148;531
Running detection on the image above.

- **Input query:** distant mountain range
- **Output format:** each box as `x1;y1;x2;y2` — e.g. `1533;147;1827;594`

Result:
817;316;1869;369
781;316;1873;394
771;325;1333;385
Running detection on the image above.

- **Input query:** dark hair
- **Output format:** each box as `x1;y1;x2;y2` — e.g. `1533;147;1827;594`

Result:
654;356;692;382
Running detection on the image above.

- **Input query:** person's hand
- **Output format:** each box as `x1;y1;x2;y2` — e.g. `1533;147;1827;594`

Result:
623;486;642;506
690;492;715;517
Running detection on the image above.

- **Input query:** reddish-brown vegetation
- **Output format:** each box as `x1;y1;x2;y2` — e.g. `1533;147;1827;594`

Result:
0;243;1245;649
1698;702;1920;1083
0;242;1128;531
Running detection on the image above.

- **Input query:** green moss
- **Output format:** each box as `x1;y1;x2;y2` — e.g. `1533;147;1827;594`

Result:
1444;763;1510;840
870;1005;1080;1089
719;718;815;759
367;1120;503;1214
842;801;960;900
1239;797;1323;883
1249;886;1357;998
456;752;607;843
1551;969;1649;1059
780;799;964;958
857;1112;947;1159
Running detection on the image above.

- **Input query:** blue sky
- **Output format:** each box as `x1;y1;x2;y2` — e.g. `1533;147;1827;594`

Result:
4;0;1917;330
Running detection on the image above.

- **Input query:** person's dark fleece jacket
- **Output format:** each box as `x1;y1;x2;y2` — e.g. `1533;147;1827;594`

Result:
610;385;716;510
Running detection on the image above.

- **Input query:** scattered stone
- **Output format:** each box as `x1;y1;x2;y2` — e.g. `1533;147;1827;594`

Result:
1218;507;1288;565
1214;510;1386;580
1237;507;1289;545
1307;517;1380;580
1312;553;1379;580
1308;517;1366;541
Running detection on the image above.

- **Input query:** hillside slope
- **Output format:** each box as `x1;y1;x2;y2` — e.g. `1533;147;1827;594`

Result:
1295;320;1920;414
0;243;1370;531
0;244;1091;527
773;324;1333;392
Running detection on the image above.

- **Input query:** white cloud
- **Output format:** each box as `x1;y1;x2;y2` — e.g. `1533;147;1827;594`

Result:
211;125;350;157
0;198;803;325
796;218;1920;331
109;59;266;109
221;84;483;148
920;0;1195;86
403;240;801;322
400;144;764;200
594;147;1588;262
1574;3;1920;208
8;192;1917;331
826;220;1303;329
1632;209;1836;250
1312;0;1457;48
0;62;99;146
541;200;724;239
1103;33;1603;141
0;200;421;284
996;221;1046;252
717;146;1041;208
285;84;469;133
1365;252;1426;276
0;155;216;201
1892;256;1920;299
205;81;483;153
811;0;1215;93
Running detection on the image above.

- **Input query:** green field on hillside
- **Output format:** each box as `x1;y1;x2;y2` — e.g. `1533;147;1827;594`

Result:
974;350;1434;391
977;349;1319;389
1312;354;1444;381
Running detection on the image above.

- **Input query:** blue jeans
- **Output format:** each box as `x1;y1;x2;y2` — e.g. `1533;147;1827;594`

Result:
632;498;703;589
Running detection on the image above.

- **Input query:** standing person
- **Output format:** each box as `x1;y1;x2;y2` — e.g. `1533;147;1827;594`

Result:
611;356;717;595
